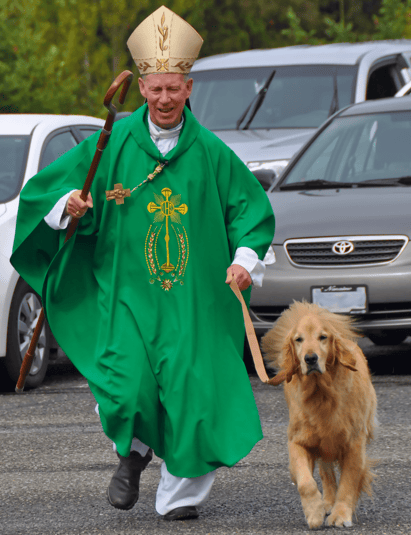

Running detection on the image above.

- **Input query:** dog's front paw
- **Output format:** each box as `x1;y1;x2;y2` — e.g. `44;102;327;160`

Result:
326;503;353;528
305;503;326;529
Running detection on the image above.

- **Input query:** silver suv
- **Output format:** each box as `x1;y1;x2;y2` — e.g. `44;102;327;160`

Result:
190;41;411;190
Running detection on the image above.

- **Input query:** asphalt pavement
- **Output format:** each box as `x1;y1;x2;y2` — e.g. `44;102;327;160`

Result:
1;338;410;535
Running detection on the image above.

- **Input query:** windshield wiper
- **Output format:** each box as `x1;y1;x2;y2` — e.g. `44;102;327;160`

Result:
354;176;411;187
279;179;354;191
279;176;411;191
236;70;276;130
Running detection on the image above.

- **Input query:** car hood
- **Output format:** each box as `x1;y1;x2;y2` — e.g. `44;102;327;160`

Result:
213;128;315;163
269;187;411;243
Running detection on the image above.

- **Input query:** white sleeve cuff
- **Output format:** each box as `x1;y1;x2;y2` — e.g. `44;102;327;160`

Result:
231;246;276;288
44;190;76;230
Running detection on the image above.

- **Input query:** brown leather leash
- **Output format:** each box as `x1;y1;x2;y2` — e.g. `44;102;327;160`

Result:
229;278;288;386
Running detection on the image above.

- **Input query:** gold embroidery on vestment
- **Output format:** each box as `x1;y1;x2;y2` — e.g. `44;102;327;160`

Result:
145;188;189;291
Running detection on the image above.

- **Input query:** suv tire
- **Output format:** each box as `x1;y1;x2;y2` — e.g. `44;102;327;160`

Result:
4;279;50;389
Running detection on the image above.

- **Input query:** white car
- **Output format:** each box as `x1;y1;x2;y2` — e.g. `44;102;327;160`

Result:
0;114;104;388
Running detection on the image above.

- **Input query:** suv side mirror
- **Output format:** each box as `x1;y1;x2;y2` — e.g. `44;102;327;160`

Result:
251;169;279;191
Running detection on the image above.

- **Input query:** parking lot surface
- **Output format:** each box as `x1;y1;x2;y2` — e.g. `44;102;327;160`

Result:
0;338;410;535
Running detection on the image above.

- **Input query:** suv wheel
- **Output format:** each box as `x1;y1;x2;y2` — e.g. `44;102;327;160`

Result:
368;331;408;346
4;280;50;389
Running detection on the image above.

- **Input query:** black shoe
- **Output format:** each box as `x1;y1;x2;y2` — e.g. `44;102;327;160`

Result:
163;506;199;521
107;449;153;510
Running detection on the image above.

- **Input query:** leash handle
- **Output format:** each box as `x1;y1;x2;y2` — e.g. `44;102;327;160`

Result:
229;277;287;386
229;277;270;383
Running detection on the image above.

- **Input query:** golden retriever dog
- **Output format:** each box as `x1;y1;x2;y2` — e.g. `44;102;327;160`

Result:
261;301;377;529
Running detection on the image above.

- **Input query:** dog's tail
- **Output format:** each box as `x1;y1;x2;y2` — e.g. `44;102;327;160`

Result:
358;457;379;500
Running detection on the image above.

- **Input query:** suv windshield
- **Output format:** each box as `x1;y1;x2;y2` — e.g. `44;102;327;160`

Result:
278;111;411;190
190;65;357;131
0;136;30;203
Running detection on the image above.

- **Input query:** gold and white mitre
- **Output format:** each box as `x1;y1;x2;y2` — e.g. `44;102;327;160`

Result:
127;6;203;75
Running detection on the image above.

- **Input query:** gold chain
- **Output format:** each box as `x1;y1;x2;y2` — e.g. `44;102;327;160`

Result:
130;161;167;194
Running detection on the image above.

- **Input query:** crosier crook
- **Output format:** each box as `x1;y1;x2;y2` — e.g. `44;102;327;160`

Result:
15;70;134;393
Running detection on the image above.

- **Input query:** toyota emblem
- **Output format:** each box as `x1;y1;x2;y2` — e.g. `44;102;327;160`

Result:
332;240;355;255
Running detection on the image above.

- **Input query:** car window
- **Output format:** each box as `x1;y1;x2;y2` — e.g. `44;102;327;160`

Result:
190;65;357;131
78;127;101;139
39;130;77;170
367;65;400;100
0;136;30;203
302;136;339;183
280;111;411;186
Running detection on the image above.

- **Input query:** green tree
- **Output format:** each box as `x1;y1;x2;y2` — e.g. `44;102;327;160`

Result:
0;0;79;113
2;0;411;116
280;0;411;45
281;7;322;44
0;0;148;115
373;0;411;39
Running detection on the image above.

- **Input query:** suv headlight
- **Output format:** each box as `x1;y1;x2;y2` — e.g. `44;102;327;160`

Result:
247;160;290;177
246;160;289;190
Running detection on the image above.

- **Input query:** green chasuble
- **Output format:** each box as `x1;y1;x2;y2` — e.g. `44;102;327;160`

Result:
11;105;275;478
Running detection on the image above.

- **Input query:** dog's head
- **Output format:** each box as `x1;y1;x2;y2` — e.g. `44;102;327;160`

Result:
262;302;360;385
282;313;358;379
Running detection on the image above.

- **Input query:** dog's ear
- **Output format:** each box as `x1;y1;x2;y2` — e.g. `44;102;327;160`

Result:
268;333;299;386
266;332;300;385
332;334;358;372
327;332;336;368
283;332;300;382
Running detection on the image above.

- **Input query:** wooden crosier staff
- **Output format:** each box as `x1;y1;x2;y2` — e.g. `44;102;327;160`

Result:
15;70;134;393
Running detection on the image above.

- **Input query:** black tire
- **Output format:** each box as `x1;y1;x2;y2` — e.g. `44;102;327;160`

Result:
4;279;50;389
368;331;408;346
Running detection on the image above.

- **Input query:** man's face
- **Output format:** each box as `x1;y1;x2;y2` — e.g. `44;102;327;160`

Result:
138;73;193;129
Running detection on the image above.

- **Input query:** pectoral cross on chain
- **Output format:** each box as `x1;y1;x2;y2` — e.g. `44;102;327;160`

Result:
105;162;167;205
105;183;131;205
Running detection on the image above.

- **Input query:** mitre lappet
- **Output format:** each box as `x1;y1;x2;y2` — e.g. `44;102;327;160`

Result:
127;6;203;76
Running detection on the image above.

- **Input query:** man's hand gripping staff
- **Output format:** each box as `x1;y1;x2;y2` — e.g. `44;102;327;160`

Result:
15;70;134;393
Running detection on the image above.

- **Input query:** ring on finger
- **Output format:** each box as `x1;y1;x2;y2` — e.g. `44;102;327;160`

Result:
75;210;81;217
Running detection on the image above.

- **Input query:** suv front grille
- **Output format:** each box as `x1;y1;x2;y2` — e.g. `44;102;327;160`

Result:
285;236;408;267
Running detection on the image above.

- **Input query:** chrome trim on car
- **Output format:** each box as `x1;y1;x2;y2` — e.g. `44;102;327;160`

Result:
284;235;409;268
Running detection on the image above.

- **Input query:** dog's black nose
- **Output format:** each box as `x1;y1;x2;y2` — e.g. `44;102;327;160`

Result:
305;354;318;366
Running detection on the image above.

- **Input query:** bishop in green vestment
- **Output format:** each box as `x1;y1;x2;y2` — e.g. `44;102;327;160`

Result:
11;5;275;520
12;101;275;476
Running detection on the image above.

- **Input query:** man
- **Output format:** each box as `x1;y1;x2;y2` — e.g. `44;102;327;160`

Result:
11;6;275;521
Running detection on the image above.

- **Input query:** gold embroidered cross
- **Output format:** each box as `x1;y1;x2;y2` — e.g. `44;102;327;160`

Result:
147;187;188;273
105;183;131;205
